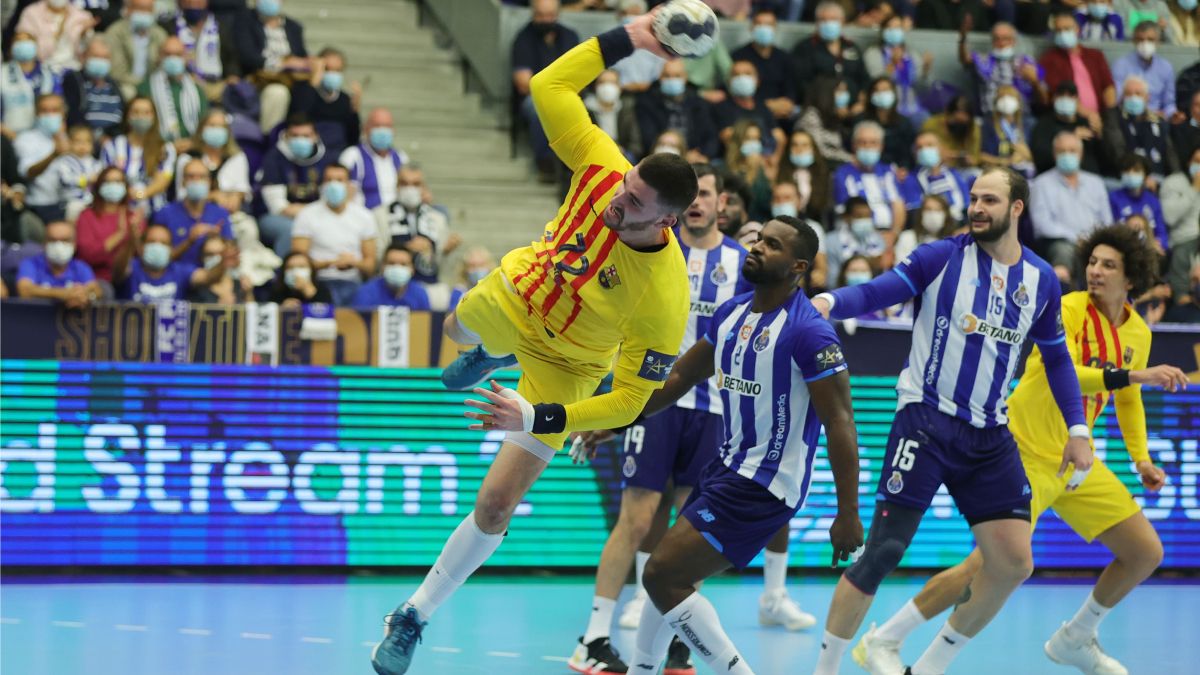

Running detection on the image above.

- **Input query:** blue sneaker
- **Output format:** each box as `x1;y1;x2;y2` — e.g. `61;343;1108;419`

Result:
370;605;426;675
441;345;517;390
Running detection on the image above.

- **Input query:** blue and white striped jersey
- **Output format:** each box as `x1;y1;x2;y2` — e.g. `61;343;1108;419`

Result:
703;290;848;507
675;233;753;414
891;234;1065;428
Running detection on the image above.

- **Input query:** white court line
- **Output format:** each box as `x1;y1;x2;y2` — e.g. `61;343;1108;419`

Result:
542;656;570;663
0;618;20;624
430;646;462;653
301;637;333;644
115;624;148;632
179;628;212;636
241;632;272;640
486;651;521;658
51;621;85;628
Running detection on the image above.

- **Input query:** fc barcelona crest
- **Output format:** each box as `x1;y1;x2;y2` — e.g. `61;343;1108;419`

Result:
598;265;622;289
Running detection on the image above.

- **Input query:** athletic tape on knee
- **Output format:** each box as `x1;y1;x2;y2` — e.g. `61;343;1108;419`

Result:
845;502;923;595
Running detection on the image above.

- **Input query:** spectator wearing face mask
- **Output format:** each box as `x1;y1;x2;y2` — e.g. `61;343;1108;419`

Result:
826;196;889;284
1165;0;1199;47
770;180;829;290
835;254;887;318
793;76;855;164
980;84;1036;177
713;59;782;157
100;96;178;214
2;31;64;134
75;166;144;287
719;119;773;221
40;125;102;223
1076;0;1126;41
175;108;252;210
186;235;248;303
1116;74;1180;182
14;0;95;72
160;0;242;102
775;129;832;222
339;107;409;210
447;245;497;311
234;0;311;134
16;219;102;306
1113;22;1178;120
138;36;209;149
152;158;233;267
610;0;665;93
864;17;932;127
511;0;579;182
900;131;973;222
62;37;125;138
731;8;798;121
792;2;869;101
961;21;1048;115
1159;148;1200;306
267;250;332;306
1041;9;1118;117
103;0;168;101
853;76;915;168
288;47;360;157
258;113;329;256
116;222;221;302
635;59;719;161
1110;153;1169;251
584;69;641;160
351;244;431;310
920;94;980;169
895;193;961;264
1030;81;1119;175
833;120;906;240
381;166;457;285
291;163;376;306
1031;130;1114;279
14;93;70;227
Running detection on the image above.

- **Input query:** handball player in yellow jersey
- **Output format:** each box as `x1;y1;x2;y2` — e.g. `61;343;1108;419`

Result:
371;13;698;675
854;224;1189;675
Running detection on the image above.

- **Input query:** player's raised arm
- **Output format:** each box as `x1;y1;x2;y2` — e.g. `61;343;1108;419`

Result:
813;239;957;320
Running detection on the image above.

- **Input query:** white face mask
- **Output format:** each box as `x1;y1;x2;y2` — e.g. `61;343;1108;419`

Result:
45;241;75;266
595;82;621;105
921;209;946;233
995;95;1020;116
653;144;681;155
398;185;423;210
384;264;413;288
1135;40;1156;60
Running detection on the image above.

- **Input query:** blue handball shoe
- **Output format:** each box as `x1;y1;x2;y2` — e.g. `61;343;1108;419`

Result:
370;605;426;675
440;345;517;391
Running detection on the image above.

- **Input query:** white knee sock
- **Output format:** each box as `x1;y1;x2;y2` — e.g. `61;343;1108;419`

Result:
405;511;503;620
813;631;851;675
634;551;650;594
875;598;927;643
911;622;970;675
1065;592;1111;638
584;596;616;644
763;550;788;596
664;593;753;674
630;600;674;671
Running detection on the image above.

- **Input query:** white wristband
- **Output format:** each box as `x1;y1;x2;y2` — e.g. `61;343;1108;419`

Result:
498;386;535;433
816;292;837;311
1067;424;1091;439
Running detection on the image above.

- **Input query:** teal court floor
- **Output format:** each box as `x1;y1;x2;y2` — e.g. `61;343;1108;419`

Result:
1;575;1196;674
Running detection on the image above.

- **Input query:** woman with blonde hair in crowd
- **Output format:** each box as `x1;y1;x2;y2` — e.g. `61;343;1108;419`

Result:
980;84;1036;177
101;96;176;213
720;119;774;222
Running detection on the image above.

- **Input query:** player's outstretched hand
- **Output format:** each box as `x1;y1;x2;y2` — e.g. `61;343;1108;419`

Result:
464;380;533;432
811;293;833;320
1131;364;1190;392
624;8;673;60
828;511;864;568
1135;460;1168;492
1059;436;1094;490
569;429;616;464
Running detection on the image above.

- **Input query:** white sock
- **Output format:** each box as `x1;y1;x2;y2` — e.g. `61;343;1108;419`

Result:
763;550;788;596
584;596;616;644
1065;592;1111;638
813;631;851;675
664;592;753;674
406;511;503;620
911;622;971;675
630;599;674;671
875;599;927;643
634;551;650;595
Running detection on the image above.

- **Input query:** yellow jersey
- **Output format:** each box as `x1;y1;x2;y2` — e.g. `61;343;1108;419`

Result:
501;37;689;430
1009;291;1152;463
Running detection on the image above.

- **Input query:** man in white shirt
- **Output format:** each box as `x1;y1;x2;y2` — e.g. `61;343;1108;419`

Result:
14;93;69;226
1030;130;1114;281
291;163;378;306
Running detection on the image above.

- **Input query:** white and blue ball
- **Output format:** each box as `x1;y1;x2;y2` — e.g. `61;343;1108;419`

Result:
652;0;719;58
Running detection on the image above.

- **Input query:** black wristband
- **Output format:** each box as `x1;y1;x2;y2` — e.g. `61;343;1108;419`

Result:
596;26;635;68
1103;368;1132;391
531;403;568;435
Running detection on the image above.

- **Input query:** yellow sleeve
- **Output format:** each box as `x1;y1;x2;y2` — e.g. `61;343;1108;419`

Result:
1113;326;1152;464
1063;294;1109;395
530;38;627;174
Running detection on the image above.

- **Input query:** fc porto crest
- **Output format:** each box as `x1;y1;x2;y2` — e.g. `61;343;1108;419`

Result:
598;264;622;289
1011;282;1030;308
752;327;772;352
886;471;904;494
623;455;637;478
710;263;729;285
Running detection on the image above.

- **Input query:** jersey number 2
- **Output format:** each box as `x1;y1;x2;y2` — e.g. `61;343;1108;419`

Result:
555;234;590;276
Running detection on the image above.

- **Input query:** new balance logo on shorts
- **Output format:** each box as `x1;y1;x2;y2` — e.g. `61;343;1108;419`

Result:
697;508;716;523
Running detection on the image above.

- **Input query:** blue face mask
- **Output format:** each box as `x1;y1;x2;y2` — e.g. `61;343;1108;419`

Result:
1055;30;1078;49
384;264;412;288
660;77;686;97
467;269;489;286
143;242;171;269
257;0;281;17
730;74;757;98
790;152;814;168
130;11;155;31
834;90;851;109
856;148;881;167
992;46;1014;60
771;202;798;218
1123;95;1146;117
36;113;61;136
99;181;126;203
818;20;841;41
288;136;314;158
846;271;873;286
871;89;896;110
850;218;876;239
202;126;229;148
882;27;905;46
185;180;210;202
369;127;394;151
321;71;344;92
740;139;763;157
85;57;111;79
162;55;186;77
1056;152;1081;174
1121;172;1145;191
1054;97;1078;118
917;146;940;168
1087;3;1110;18
11;40;37;63
129;116;154;134
323;180;347;207
752;25;775;47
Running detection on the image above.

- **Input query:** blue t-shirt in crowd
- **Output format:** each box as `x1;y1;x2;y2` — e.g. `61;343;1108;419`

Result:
17;255;95;289
152;202;233;267
118;259;196;302
351;277;431;310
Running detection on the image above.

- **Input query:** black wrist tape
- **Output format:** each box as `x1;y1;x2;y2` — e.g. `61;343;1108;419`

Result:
531;403;567;435
1103;368;1132;391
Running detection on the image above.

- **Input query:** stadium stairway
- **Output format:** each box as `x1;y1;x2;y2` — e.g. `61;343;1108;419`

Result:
286;0;563;262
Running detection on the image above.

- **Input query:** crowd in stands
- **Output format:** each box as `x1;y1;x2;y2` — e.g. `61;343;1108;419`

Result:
509;0;1200;323
1;0;484;314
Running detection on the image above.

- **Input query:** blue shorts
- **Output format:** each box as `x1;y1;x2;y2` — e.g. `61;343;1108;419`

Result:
620;406;722;492
879;403;1031;525
680;461;796;569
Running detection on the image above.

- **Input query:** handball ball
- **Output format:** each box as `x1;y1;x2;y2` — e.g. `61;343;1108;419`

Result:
652;0;719;58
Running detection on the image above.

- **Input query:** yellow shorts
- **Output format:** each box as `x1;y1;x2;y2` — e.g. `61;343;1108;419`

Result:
453;269;610;452
1022;448;1142;543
